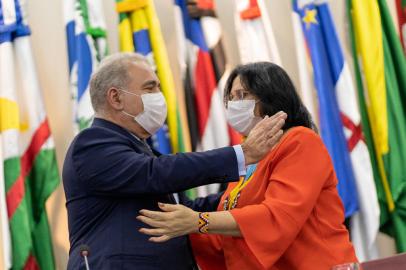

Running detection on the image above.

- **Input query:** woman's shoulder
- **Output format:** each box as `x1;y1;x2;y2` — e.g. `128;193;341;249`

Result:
278;126;322;149
263;126;325;162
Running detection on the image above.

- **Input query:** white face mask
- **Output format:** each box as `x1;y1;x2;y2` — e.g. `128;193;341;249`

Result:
226;100;262;136
121;90;168;135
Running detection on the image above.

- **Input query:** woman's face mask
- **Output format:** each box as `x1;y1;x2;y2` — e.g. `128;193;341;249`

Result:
225;76;262;136
226;99;262;136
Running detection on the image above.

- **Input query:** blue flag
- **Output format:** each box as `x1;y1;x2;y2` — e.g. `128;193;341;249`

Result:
293;0;359;217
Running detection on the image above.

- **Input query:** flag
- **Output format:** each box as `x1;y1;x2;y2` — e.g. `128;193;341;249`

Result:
64;0;108;132
292;1;360;220
0;134;11;270
291;1;318;124
0;0;60;269
293;0;380;261
174;0;241;196
348;0;406;252
116;0;191;154
195;0;242;147
395;0;406;53
234;0;281;65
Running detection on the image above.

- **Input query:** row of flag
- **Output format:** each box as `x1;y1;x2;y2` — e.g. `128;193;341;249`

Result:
292;0;406;261
0;0;405;269
0;0;60;269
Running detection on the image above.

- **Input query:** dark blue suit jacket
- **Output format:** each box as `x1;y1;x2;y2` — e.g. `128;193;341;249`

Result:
63;118;239;269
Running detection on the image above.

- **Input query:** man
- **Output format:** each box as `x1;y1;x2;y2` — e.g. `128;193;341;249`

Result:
63;53;286;269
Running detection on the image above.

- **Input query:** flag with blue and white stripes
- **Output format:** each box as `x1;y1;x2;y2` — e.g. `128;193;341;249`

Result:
64;0;108;132
292;0;360;218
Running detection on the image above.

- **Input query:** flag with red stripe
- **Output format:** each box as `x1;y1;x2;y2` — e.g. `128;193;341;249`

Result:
0;0;59;269
396;0;406;53
293;0;380;261
174;0;241;196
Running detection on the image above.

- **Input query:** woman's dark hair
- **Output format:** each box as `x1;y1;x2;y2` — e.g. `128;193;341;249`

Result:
224;62;317;131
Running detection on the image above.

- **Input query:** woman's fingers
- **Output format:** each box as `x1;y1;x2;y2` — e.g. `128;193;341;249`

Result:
158;202;180;212
139;209;167;221
136;215;164;228
139;227;166;236
149;235;171;243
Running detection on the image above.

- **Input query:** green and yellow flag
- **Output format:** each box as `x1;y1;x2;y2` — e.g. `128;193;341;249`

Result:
0;1;59;269
116;0;195;198
348;0;406;252
116;0;191;154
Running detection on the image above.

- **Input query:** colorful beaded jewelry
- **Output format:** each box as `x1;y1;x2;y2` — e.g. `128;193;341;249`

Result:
198;212;210;234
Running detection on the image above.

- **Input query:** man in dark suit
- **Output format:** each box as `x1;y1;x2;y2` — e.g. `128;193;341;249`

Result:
63;53;286;270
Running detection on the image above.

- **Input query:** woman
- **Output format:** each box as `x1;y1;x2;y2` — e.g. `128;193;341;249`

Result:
137;62;358;269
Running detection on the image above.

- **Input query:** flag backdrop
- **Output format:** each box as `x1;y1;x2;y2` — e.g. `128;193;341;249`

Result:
174;0;241;196
291;0;319;124
234;0;281;65
64;0;108;132
293;0;360;219
0;0;60;269
116;0;191;155
348;0;406;252
293;1;380;260
395;0;406;53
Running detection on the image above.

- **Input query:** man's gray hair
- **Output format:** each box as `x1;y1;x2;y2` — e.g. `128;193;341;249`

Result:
89;52;149;112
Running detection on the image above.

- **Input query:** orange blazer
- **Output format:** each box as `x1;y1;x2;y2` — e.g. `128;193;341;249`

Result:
190;127;358;270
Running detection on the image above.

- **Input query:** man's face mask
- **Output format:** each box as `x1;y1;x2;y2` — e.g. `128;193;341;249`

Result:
120;89;168;135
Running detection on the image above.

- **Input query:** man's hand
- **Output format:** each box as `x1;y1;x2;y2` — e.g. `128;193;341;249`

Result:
241;111;287;165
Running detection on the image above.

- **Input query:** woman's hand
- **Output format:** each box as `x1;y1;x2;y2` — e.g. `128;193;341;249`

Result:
137;203;199;243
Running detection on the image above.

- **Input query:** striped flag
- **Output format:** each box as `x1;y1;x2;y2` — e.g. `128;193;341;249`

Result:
0;0;60;269
348;0;406;252
197;1;241;147
292;0;360;219
174;0;241;196
234;0;281;65
293;0;380;261
116;0;191;154
0;131;11;270
64;0;108;132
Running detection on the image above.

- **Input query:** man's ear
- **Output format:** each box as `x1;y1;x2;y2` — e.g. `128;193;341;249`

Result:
106;87;124;110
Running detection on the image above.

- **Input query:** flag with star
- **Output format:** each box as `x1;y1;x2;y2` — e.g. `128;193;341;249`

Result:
64;0;108;132
291;1;318;123
347;0;406;252
292;0;368;235
0;0;60;269
293;0;380;261
116;0;191;154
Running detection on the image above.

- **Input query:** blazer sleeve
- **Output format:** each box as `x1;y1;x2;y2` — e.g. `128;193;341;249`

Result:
72;129;239;196
178;191;225;212
229;130;334;269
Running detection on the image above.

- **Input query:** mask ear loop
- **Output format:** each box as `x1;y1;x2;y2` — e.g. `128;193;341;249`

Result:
118;89;143;119
118;88;141;97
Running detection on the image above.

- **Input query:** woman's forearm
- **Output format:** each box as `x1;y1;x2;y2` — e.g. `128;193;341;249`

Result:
200;211;242;237
137;203;242;242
